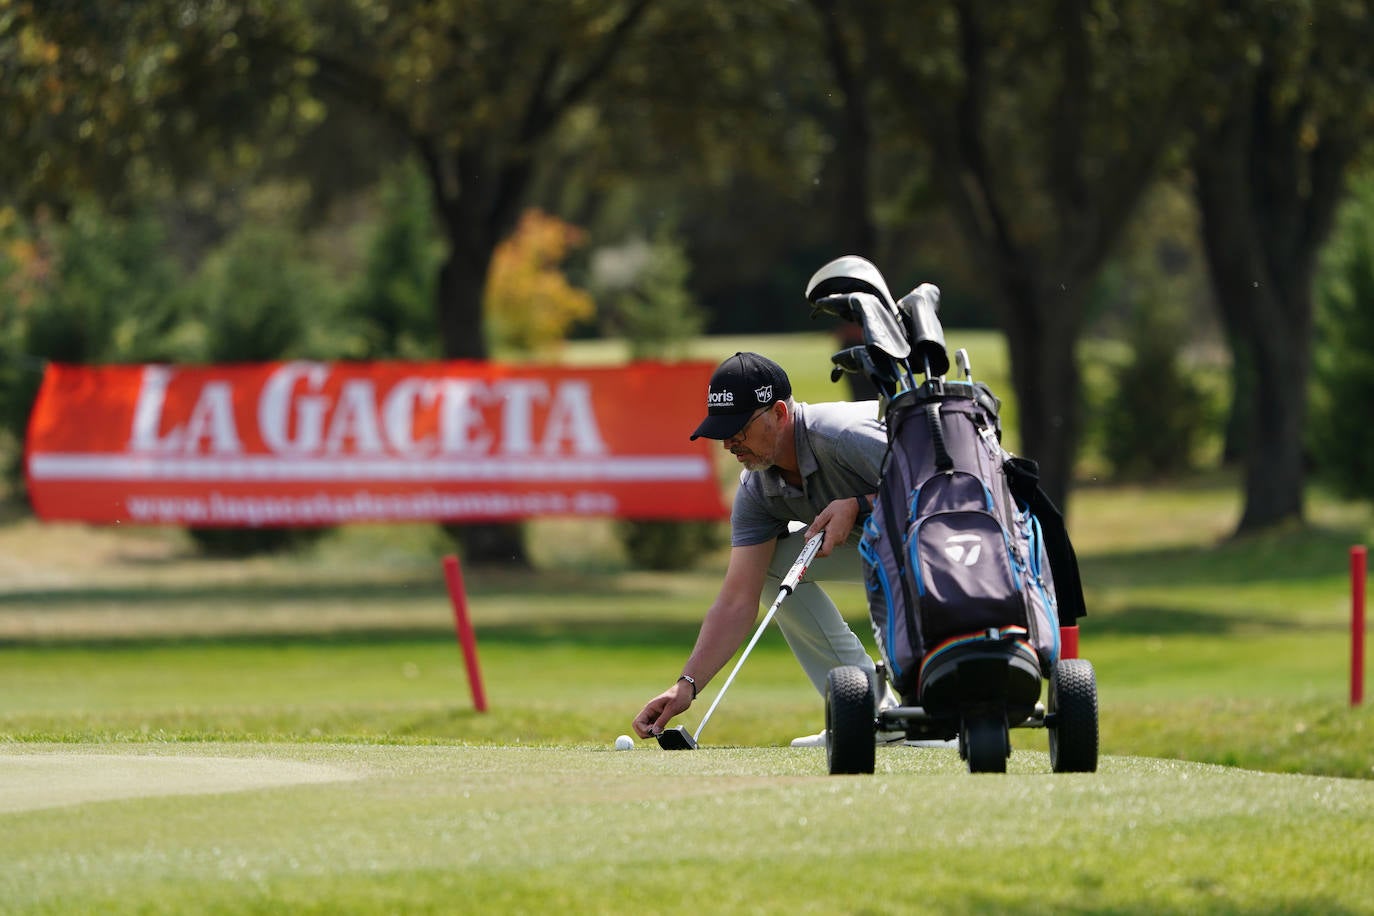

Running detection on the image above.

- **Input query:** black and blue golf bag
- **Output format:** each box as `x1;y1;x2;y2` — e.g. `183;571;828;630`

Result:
859;375;1059;704
807;256;1095;774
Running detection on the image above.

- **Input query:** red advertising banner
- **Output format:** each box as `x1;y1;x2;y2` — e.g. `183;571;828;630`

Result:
25;360;729;526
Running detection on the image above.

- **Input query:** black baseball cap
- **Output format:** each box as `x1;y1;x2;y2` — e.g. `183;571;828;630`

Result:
690;352;792;441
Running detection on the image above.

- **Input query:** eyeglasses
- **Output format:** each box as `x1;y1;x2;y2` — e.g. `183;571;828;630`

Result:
724;406;771;447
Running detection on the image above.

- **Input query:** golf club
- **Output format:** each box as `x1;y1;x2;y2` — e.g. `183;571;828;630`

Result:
955;347;971;382
656;531;827;750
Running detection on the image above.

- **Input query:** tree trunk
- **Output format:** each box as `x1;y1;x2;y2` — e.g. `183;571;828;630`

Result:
1198;226;1313;533
1192;59;1354;535
1237;315;1308;532
436;244;491;360
432;192;530;566
1220;338;1252;466
811;0;881;402
1001;285;1082;512
1194;163;1310;534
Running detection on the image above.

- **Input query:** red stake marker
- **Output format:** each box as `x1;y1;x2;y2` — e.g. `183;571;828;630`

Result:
443;554;488;713
1353;546;1366;708
1059;626;1079;660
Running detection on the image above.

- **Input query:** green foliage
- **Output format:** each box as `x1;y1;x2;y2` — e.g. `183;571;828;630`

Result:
181;223;345;363
1310;174;1374;502
588;228;720;570
176;221;346;555
615;516;723;572
343;161;442;360
1090;185;1219;481
0;206;184;492
23;207;183;362
2;2;315;215
592;228;705;360
1097;309;1215;480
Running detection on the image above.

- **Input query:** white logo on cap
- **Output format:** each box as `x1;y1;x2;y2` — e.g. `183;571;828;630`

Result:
754;385;773;403
707;389;735;406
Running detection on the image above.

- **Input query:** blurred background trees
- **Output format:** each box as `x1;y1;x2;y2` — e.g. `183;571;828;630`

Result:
2;0;1374;559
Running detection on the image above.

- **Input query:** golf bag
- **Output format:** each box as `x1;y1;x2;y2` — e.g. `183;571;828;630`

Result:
858;379;1059;700
806;256;1085;705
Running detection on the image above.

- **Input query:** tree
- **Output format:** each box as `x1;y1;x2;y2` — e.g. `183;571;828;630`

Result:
484;210;595;355
6;1;659;563
863;0;1216;507
1094;183;1217;481
343;161;445;361
296;1;654;563
1191;0;1374;534
273;2;648;361
0;206;185;491
0;2;312;217
178;221;347;556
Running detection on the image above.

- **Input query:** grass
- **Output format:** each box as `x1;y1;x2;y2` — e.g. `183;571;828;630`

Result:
2;330;1373;911
3;744;1373;914
4;465;1368;775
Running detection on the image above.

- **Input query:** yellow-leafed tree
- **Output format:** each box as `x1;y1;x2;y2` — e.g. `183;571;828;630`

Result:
485;210;594;355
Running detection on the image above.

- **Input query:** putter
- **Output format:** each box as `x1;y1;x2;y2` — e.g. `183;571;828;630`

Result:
656;531;827;750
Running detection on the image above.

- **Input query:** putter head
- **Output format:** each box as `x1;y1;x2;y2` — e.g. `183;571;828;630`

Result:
655;726;697;750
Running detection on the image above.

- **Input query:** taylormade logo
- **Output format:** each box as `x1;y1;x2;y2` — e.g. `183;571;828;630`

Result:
707;390;735;406
944;534;983;566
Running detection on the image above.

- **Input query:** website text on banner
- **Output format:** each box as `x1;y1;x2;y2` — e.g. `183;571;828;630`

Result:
25;360;729;526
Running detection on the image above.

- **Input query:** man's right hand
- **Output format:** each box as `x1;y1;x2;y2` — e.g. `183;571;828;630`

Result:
631;680;695;738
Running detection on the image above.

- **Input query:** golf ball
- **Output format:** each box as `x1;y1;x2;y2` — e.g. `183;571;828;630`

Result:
614;734;634;751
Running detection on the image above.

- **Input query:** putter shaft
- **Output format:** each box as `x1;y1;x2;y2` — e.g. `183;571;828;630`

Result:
684;531;827;746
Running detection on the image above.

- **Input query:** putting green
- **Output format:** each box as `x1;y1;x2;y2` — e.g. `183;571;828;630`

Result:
5;743;1373;914
0;750;358;814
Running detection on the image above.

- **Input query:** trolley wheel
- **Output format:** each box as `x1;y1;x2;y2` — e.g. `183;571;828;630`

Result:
962;713;1009;773
1049;658;1099;773
825;665;875;775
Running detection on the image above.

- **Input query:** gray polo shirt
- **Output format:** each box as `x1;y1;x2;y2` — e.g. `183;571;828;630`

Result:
731;400;888;547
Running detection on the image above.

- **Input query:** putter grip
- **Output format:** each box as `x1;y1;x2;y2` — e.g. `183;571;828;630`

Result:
780;532;826;594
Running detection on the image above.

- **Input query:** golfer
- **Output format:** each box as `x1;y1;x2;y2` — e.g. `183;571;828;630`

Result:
632;351;892;747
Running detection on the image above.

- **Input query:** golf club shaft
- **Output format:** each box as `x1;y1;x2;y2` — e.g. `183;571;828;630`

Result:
691;597;782;743
693;532;825;742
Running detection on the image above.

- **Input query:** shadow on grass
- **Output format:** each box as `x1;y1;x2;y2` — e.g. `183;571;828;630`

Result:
7;602;1326;650
0;569;677;610
1081;522;1368;588
0;619;706;652
0;579;444;608
1078;603;1331;637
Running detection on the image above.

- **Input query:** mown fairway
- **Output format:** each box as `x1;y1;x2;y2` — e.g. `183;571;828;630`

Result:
4;744;1374;915
2;333;1372;913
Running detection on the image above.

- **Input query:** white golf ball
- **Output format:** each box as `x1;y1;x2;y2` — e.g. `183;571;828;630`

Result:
614;734;634;751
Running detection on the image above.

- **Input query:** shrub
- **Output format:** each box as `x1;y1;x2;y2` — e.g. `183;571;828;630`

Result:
594;228;704;360
485;210;596;356
1309;174;1374;502
592;228;722;570
1098;314;1214;480
1089;185;1218;481
343;161;442;360
179;222;345;555
0;206;184;497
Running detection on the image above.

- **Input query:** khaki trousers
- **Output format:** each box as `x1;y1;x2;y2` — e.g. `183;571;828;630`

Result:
765;529;877;697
